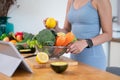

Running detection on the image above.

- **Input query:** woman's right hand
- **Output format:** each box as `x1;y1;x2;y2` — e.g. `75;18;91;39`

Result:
66;40;88;54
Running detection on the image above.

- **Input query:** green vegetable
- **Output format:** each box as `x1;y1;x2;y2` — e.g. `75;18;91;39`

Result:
19;32;34;43
16;45;24;50
16;29;56;51
8;32;16;40
0;33;7;40
26;39;37;48
35;29;56;46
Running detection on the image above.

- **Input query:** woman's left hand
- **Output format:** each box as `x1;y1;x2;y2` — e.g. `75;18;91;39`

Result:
66;40;88;54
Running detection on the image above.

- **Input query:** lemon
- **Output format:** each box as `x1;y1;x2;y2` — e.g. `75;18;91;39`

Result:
46;17;56;29
57;32;66;37
36;52;49;64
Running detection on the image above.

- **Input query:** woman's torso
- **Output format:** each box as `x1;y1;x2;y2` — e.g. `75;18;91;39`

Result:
67;0;107;70
68;0;100;39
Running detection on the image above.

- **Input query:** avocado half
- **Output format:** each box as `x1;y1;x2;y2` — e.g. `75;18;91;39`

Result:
19;48;36;53
50;62;68;73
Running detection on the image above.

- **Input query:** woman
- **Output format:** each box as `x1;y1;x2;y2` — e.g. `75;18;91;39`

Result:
44;0;112;70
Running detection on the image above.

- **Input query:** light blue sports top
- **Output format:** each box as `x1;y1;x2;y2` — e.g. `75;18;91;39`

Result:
68;0;107;70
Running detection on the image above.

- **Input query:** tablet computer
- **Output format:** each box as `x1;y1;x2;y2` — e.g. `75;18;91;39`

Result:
0;41;32;77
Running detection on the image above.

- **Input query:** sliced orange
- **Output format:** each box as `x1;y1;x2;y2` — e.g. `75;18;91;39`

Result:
55;36;66;46
10;40;17;45
63;32;75;46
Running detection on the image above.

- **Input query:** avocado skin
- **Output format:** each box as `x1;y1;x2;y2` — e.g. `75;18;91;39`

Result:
19;48;36;53
16;45;24;50
50;64;68;73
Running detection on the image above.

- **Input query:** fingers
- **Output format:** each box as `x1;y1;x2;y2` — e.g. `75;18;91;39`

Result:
66;45;80;54
69;47;80;54
43;18;48;28
66;43;73;53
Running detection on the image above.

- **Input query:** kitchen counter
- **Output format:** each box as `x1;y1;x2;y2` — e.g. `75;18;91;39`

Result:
0;54;120;80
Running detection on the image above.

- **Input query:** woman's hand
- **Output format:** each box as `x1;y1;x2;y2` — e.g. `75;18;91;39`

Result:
43;18;48;28
66;40;88;54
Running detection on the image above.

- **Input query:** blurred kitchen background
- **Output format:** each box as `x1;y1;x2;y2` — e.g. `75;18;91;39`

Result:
2;0;120;67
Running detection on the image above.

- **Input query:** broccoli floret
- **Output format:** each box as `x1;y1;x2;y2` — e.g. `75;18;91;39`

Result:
35;29;56;46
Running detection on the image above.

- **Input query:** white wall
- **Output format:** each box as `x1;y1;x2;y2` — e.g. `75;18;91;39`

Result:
8;0;117;35
8;0;67;34
110;0;117;16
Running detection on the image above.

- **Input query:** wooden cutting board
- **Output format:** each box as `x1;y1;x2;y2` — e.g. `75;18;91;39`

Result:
26;56;78;69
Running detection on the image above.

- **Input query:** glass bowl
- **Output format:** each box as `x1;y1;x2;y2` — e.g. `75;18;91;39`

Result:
35;46;67;58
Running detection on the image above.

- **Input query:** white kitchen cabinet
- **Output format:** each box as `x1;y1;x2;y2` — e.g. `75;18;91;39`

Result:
109;39;120;67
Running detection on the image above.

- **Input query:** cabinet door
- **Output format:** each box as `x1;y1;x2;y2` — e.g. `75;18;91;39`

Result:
110;42;120;67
